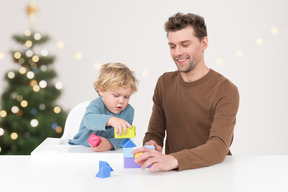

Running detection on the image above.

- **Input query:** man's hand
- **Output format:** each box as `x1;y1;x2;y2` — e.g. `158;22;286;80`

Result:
107;116;132;136
91;137;113;152
132;147;179;172
144;140;162;152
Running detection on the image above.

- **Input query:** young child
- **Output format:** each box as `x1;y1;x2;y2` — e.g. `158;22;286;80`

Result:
68;62;138;152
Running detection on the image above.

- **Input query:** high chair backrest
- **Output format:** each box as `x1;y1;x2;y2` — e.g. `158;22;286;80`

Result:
61;101;90;143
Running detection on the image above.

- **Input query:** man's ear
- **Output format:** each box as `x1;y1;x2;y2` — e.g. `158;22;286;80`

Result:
201;36;208;51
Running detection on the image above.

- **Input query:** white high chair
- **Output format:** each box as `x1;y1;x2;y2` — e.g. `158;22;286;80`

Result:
60;100;90;144
31;100;123;163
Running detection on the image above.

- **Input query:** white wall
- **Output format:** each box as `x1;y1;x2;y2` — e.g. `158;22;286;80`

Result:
1;0;288;155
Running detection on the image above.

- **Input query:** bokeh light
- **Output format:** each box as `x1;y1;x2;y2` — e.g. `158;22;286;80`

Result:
10;132;18;140
53;106;61;114
30;119;39;127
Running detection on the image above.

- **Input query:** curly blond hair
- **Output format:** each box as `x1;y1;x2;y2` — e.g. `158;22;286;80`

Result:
94;63;138;95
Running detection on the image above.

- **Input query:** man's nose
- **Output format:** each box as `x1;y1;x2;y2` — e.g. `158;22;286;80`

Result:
175;46;183;56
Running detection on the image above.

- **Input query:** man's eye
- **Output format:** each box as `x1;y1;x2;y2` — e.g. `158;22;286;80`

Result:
183;44;189;47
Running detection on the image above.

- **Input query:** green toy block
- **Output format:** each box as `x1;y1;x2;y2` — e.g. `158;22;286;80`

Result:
114;125;136;138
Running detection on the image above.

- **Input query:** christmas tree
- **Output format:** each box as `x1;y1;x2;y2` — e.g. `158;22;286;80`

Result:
0;1;67;155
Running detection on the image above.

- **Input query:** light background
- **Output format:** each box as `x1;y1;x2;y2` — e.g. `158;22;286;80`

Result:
0;0;288;155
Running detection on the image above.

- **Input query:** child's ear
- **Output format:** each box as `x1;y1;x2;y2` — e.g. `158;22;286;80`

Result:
98;88;104;97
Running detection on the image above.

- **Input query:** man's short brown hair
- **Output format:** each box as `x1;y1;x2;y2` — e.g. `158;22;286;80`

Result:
164;12;207;40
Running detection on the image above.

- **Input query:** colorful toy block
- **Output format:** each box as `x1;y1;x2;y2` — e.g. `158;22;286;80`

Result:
144;145;155;150
99;160;113;171
96;166;111;178
123;147;134;158
114;125;136;138
134;146;154;159
96;160;113;178
121;139;136;148
134;152;142;159
124;158;141;168
87;133;101;147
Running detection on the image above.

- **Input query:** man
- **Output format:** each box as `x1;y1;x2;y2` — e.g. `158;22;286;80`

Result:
132;12;239;172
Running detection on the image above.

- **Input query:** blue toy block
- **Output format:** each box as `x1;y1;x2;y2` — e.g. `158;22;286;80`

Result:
121;139;136;148
123;147;134;158
99;160;113;171
96;166;111;178
144;145;155;150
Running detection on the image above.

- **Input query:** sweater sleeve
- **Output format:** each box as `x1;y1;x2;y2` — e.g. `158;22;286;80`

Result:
83;100;113;131
143;76;166;147
171;81;240;170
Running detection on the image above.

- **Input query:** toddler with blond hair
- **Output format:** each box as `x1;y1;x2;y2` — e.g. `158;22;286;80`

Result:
69;63;138;151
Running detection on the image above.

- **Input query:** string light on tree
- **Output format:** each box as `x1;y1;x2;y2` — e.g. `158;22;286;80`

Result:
19;67;27;74
7;71;15;79
30;119;39;127
11;106;19;114
0;110;7;118
0;128;4;136
10;132;18;140
55;82;63;90
54;106;61;114
39;80;47;88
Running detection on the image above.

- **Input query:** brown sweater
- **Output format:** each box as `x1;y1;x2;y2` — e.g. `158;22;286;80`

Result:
143;69;239;171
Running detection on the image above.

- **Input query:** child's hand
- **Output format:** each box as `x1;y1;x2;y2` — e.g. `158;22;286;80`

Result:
107;116;132;136
91;137;113;152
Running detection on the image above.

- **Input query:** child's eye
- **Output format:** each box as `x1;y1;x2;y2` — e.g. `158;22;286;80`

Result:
112;94;119;97
124;96;130;99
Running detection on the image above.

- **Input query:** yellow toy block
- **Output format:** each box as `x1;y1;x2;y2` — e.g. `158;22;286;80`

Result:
134;152;142;159
114;125;136;138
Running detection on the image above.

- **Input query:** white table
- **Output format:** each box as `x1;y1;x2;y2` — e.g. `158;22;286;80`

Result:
1;138;288;192
1;155;288;192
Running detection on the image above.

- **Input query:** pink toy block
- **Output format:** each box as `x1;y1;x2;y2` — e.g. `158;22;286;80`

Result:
87;133;101;147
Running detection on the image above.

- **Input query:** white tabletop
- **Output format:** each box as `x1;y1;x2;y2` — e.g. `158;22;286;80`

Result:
1;155;288;192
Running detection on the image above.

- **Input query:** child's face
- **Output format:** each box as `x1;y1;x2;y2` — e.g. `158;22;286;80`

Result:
99;87;132;114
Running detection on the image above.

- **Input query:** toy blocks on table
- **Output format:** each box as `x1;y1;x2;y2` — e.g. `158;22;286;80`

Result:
124;158;141;168
144;145;155;150
114;125;136;138
134;152;142;159
133;146;154;159
87;133;101;147
123;147;135;158
121;139;136;148
99;160;113;171
96;160;113;178
96;166;111;178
